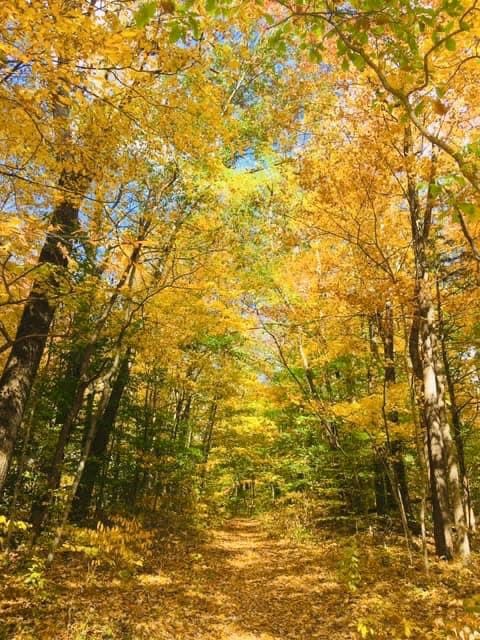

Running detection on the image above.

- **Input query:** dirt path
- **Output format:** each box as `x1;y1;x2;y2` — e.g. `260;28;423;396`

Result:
171;518;350;640
4;517;477;639
117;518;352;640
19;518;351;640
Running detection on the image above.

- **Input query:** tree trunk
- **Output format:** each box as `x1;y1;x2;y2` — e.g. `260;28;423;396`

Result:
376;302;415;528
29;362;91;540
435;278;475;533
390;440;414;524
70;352;131;523
374;451;395;515
46;368;117;564
404;126;469;559
0;172;86;492
200;400;217;489
30;224;147;537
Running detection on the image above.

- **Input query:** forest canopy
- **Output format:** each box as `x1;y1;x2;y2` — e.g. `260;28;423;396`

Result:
1;1;480;638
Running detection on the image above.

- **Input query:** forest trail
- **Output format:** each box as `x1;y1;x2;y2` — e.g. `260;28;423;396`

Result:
10;518;356;640
163;518;349;640
5;518;478;639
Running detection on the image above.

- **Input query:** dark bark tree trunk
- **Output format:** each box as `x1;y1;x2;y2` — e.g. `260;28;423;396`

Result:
0;172;86;492
30;354;91;540
47;365;118;564
375;303;415;529
70;351;131;523
200;400;217;490
29;222;147;537
178;394;192;447
202;400;217;462
374;451;395;515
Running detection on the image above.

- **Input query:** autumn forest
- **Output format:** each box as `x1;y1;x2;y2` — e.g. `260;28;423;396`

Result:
1;0;480;638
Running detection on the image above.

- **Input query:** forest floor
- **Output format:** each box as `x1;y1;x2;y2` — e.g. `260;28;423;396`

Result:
1;518;480;639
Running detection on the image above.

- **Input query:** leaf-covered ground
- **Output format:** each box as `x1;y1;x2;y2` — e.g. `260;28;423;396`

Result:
1;519;480;639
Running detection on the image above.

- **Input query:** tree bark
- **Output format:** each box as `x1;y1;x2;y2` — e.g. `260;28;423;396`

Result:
46;362;118;564
29;221;148;537
435;277;475;533
30;353;91;539
70;351;131;523
375;302;415;528
0;172;86;493
404;126;469;559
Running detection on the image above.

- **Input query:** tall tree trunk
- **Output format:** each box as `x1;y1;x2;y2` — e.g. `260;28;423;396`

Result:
434;345;471;558
376;302;415;527
178;394;192;447
200;399;217;489
6;403;35;548
30;353;92;540
70;351;131;523
0;172;86;492
435;278;475;533
30;223;147;537
404;126;469;559
46;359;120;564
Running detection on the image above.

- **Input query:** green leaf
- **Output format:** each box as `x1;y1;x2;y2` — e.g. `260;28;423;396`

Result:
445;37;456;51
336;38;348;54
134;1;157;28
189;15;201;39
205;0;216;14
364;0;383;9
414;100;425;116
350;52;365;71
458;202;476;216
169;22;183;42
311;20;324;35
269;29;287;56
444;20;455;33
356;31;368;45
453;174;467;187
429;183;442;197
443;0;463;17
308;47;322;64
276;40;287;55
